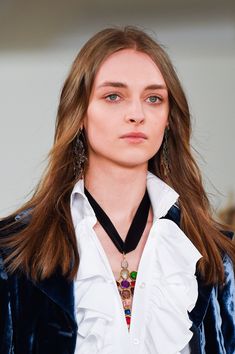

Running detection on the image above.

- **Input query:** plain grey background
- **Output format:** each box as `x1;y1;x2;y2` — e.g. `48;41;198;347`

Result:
0;0;235;216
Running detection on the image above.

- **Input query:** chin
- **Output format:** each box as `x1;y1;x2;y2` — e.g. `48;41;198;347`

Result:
119;152;155;166
91;150;153;168
115;158;150;169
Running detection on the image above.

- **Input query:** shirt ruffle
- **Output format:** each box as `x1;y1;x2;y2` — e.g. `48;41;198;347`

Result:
74;218;202;354
72;171;203;354
144;219;202;354
75;279;115;353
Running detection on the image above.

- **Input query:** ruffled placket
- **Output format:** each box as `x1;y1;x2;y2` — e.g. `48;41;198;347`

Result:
71;172;203;354
74;219;129;354
141;219;202;354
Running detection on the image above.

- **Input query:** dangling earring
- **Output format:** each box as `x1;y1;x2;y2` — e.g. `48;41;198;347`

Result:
162;127;170;176
73;127;87;179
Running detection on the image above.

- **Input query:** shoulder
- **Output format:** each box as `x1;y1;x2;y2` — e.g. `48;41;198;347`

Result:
0;208;33;280
0;208;33;237
221;229;234;241
162;203;181;225
164;204;234;241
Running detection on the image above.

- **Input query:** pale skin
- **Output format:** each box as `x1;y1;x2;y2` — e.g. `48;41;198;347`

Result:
83;48;169;310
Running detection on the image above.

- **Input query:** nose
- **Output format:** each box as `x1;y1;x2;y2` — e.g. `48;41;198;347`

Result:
125;100;145;125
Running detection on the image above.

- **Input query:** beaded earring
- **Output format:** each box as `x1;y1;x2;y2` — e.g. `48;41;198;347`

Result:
73;127;87;179
162;127;170;176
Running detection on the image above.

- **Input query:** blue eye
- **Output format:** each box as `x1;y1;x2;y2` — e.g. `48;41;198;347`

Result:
147;96;160;103
106;94;119;101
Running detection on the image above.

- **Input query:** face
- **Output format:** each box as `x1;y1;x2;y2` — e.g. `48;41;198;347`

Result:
83;49;169;170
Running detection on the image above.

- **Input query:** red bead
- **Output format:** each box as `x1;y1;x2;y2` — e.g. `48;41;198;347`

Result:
131;281;136;287
126;316;131;325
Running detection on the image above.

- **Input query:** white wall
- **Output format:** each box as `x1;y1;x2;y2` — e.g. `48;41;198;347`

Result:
0;0;235;216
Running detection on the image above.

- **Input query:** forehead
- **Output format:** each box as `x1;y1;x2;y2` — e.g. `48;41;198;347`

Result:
93;48;166;87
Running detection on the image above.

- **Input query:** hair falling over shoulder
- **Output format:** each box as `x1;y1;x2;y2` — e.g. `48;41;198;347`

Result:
0;26;234;284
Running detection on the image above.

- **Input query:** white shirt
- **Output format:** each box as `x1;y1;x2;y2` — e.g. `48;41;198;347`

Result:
70;172;202;354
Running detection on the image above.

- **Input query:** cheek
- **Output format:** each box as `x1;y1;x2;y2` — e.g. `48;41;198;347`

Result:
153;134;164;154
84;108;113;150
149;123;167;154
85;103;112;131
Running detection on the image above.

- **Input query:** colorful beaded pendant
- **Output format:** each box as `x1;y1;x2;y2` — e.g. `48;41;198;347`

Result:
116;253;137;329
84;187;150;330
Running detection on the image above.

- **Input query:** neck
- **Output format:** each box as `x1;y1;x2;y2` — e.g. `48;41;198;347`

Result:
84;161;151;226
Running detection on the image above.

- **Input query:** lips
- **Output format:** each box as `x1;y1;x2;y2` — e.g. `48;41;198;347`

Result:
120;132;147;139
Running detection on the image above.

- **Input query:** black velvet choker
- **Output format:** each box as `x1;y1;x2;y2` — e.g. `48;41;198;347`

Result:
84;187;150;254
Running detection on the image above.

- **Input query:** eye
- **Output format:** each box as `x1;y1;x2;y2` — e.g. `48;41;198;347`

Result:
105;94;120;102
146;95;162;104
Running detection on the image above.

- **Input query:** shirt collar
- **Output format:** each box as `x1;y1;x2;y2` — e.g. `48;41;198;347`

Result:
146;171;179;220
70;171;179;229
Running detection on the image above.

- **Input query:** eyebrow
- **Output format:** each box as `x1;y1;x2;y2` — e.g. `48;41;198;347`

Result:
97;81;167;91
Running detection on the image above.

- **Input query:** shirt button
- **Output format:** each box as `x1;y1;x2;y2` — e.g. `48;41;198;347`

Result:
133;338;140;345
140;282;146;288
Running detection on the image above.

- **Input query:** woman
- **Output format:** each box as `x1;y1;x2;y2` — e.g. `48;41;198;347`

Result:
0;26;234;354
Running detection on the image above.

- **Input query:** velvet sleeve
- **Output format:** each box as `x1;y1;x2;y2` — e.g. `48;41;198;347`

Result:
218;254;235;354
0;214;31;354
0;255;14;354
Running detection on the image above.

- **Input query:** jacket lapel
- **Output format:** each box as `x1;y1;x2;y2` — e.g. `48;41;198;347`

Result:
163;205;213;328
32;272;77;329
189;274;213;327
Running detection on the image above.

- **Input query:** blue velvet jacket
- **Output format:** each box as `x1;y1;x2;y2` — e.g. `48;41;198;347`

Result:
0;206;235;354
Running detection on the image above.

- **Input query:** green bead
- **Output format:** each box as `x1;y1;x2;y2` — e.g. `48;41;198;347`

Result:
130;271;137;280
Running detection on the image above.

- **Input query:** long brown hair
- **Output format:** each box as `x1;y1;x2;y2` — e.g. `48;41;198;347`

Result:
1;26;234;283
